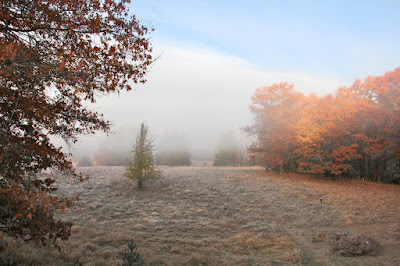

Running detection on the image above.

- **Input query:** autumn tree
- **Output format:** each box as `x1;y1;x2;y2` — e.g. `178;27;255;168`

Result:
247;68;400;183
294;94;331;174
351;68;400;182
125;123;160;189
0;0;153;249
246;82;305;172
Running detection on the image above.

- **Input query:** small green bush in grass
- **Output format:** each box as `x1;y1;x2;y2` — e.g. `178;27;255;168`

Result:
119;241;144;266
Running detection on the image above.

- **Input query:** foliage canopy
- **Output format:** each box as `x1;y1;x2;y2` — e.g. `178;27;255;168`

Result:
0;0;153;249
247;68;400;183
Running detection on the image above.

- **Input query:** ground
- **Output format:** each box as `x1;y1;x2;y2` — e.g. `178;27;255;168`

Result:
5;166;400;265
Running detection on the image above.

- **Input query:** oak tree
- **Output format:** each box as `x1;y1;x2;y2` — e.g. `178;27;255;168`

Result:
246;82;304;172
0;0;153;249
247;68;400;183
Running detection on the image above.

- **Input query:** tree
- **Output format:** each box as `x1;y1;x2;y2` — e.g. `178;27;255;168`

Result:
213;148;240;166
246;68;400;183
213;131;247;166
155;131;191;166
125;123;159;189
76;155;93;167
0;0;153;250
246;83;305;172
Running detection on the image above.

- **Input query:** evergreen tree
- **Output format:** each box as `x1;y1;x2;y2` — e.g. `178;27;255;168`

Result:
213;131;247;166
125;123;159;189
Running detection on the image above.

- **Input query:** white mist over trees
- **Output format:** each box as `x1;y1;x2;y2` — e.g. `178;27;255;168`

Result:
213;130;248;166
156;131;191;166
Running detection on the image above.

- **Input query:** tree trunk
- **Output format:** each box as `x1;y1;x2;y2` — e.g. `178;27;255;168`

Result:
138;179;142;189
364;153;370;180
279;164;284;174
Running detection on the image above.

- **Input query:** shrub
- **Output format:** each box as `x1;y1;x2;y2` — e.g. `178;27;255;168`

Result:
330;233;380;256
119;240;144;266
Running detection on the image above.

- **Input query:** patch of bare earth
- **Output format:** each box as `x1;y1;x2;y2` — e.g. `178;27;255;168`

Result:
8;166;400;265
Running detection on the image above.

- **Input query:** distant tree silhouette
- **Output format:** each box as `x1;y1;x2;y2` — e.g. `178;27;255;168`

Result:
213;131;247;166
76;156;93;167
156;131;191;166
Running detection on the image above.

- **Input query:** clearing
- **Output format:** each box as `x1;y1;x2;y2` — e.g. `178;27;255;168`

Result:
7;166;400;265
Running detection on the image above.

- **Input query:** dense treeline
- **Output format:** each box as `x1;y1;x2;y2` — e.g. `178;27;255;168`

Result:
246;68;400;183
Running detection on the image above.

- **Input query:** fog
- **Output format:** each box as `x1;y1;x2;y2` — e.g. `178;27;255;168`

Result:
70;43;347;163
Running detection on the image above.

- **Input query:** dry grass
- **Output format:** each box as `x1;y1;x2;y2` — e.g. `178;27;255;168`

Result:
3;166;400;265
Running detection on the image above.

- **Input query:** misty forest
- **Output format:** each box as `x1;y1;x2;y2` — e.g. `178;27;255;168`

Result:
1;0;400;265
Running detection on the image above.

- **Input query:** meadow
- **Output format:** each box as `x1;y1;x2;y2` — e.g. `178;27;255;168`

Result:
7;166;400;265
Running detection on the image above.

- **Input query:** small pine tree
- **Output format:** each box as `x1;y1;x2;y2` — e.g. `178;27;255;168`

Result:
125;123;160;189
119;241;144;266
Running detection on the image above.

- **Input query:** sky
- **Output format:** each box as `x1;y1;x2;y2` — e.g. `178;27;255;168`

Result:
73;0;400;162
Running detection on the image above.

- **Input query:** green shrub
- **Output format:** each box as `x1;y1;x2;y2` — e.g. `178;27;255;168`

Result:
119;241;144;266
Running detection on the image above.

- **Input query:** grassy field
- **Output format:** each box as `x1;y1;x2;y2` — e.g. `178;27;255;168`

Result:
4;166;400;265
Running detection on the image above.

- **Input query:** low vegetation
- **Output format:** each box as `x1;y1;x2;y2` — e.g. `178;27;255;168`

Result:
2;166;399;265
119;240;144;266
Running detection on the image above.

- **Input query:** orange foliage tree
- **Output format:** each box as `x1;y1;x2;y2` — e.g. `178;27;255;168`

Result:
0;0;153;249
247;68;400;183
246;82;305;173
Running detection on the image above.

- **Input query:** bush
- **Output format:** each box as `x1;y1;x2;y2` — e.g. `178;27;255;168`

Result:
330;233;380;256
0;248;19;266
119;241;144;266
